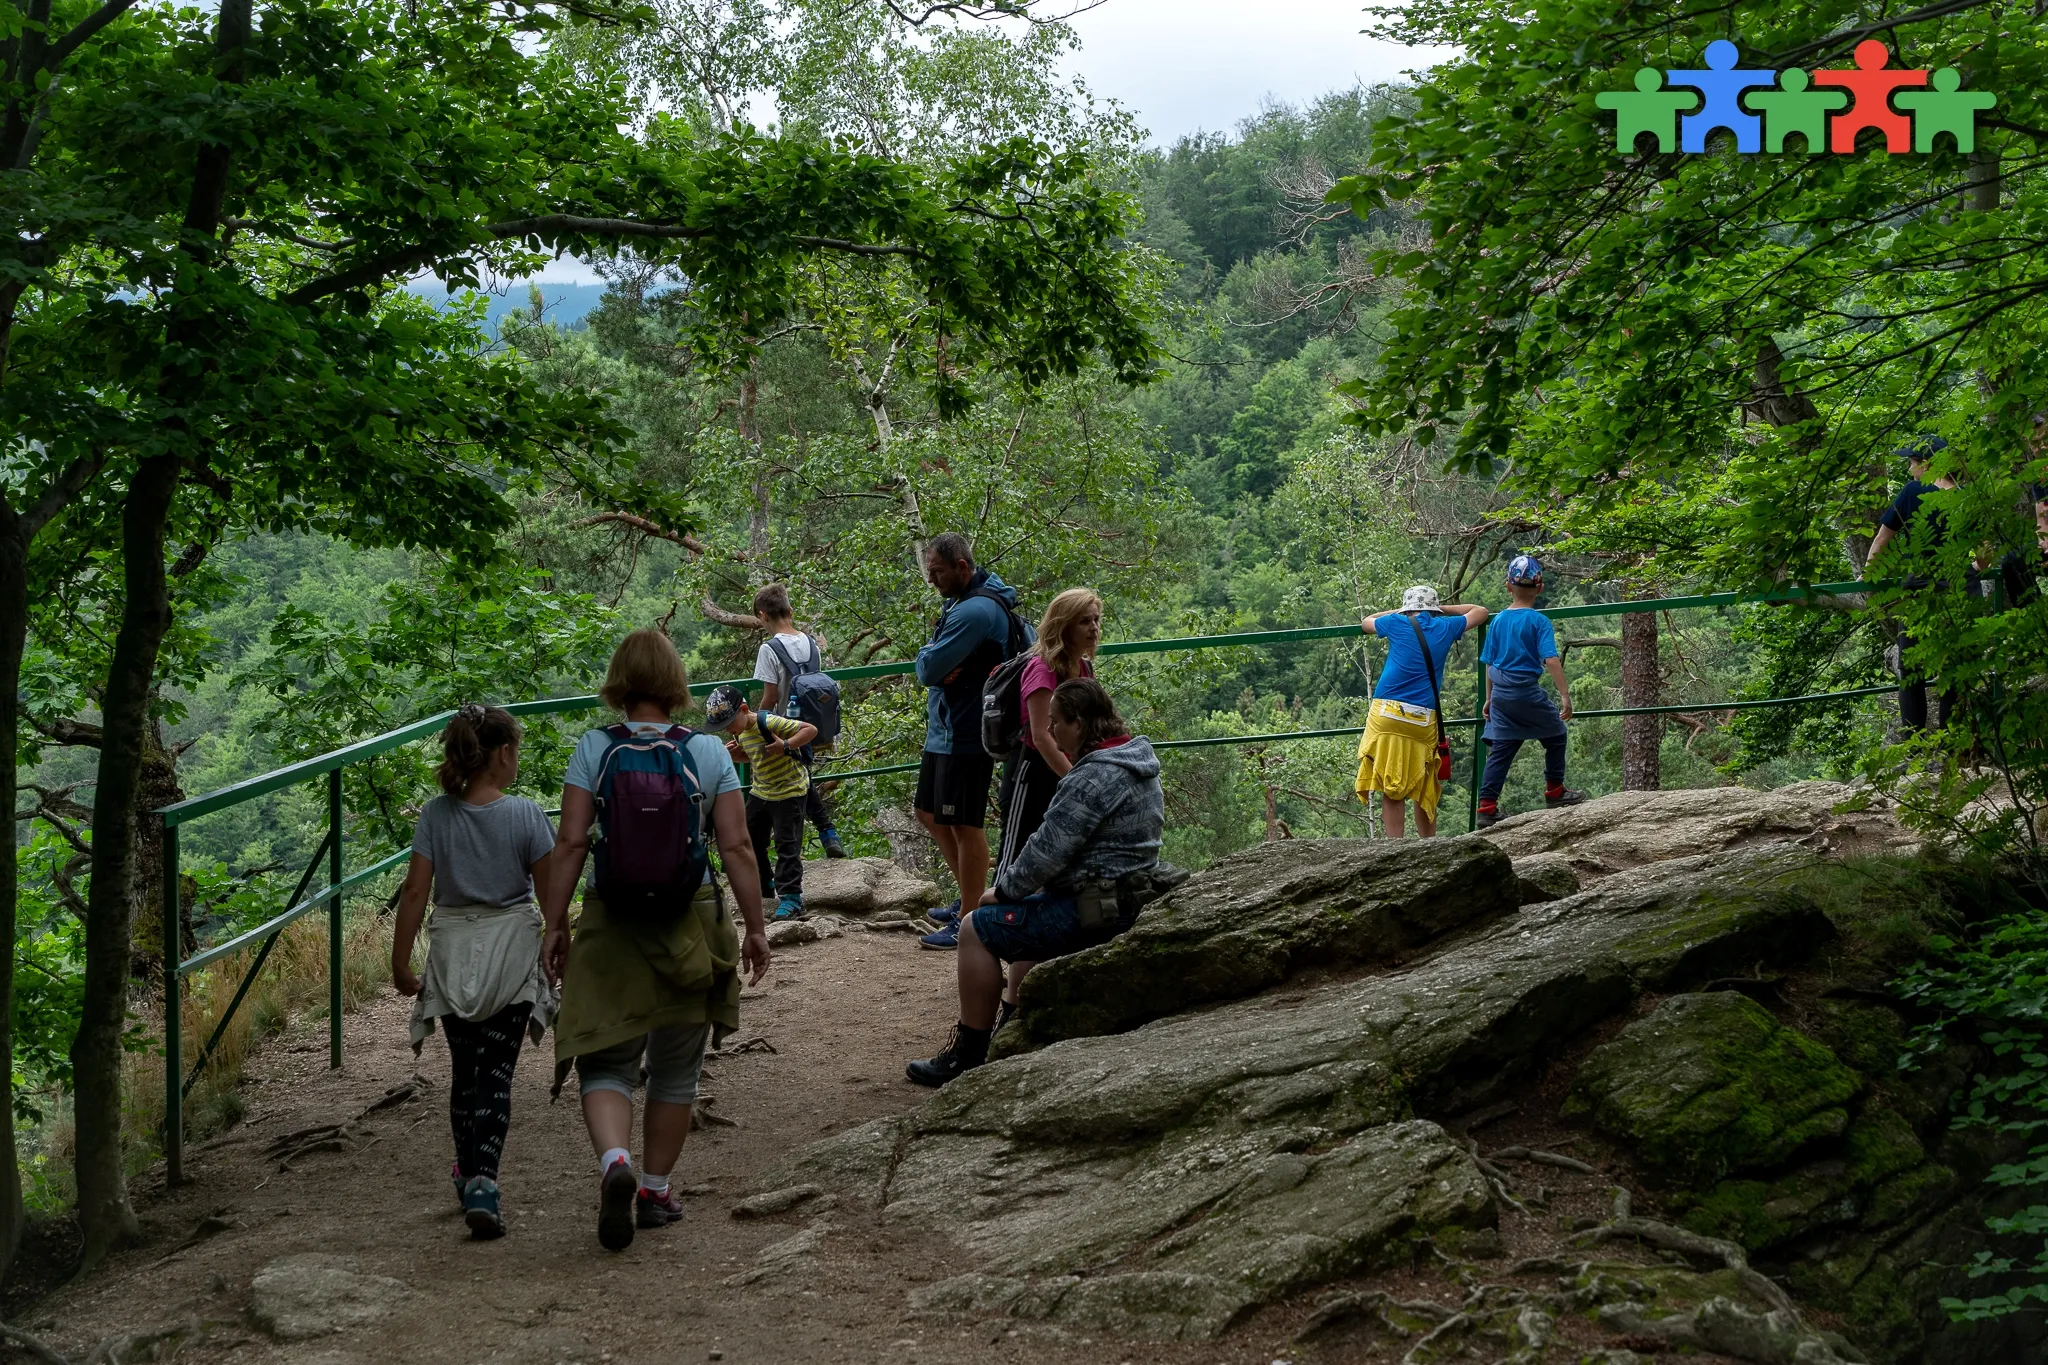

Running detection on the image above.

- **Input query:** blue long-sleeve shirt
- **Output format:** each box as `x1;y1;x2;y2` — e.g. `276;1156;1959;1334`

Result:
915;569;1026;754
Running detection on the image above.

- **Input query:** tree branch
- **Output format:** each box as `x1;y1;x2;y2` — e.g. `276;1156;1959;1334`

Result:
1768;0;2005;65
32;716;103;748
21;450;108;538
574;511;706;555
700;596;762;630
41;0;140;72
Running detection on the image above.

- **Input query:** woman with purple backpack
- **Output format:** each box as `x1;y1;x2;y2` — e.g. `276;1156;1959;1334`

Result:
538;628;771;1252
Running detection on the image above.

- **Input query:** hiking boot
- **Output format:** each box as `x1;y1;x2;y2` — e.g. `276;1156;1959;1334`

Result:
775;894;807;921
1545;787;1588;809
925;899;961;925
905;1024;991;1088
1474;807;1503;830
462;1176;505;1240
636;1186;685;1229
597;1156;638;1252
821;831;848;859
919;921;960;951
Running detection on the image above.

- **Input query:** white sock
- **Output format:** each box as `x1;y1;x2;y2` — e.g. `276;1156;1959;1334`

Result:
639;1172;670;1194
599;1147;632;1177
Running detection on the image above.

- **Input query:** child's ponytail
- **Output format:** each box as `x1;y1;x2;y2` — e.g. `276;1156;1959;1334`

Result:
438;703;521;798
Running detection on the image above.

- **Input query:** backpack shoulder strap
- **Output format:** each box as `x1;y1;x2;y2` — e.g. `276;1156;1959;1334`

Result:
1403;614;1448;745
766;635;808;681
971;587;1027;657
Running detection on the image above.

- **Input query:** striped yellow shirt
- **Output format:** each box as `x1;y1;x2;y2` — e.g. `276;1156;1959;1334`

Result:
733;712;810;801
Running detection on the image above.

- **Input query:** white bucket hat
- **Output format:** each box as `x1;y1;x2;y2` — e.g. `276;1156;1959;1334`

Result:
1401;584;1441;612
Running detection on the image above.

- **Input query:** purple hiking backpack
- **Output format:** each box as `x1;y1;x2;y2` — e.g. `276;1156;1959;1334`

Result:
591;723;711;920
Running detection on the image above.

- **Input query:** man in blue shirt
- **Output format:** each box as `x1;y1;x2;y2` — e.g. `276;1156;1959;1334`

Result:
1475;556;1584;829
1356;585;1489;838
912;533;1028;948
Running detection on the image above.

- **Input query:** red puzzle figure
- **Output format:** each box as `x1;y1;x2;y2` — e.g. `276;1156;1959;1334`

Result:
1814;39;1927;153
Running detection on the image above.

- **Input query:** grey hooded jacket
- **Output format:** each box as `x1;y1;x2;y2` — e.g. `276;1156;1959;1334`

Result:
994;736;1164;901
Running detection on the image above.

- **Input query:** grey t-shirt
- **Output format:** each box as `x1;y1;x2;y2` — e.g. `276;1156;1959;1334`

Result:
410;794;557;909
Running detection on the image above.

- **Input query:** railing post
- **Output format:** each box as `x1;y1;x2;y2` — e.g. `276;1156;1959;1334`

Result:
328;767;343;1071
1469;622;1487;832
163;816;182;1186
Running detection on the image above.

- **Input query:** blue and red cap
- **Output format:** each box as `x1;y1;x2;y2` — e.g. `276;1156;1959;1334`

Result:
1506;554;1544;586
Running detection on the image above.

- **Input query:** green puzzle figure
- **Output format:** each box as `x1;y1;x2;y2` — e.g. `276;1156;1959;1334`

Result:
1895;68;1998;153
1743;69;1845;153
1595;68;1700;153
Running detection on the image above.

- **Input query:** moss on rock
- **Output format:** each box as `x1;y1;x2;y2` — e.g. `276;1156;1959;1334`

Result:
1569;991;1862;1186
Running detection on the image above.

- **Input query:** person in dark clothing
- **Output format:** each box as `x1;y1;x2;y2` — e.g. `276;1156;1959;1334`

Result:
913;534;1030;949
1867;437;1956;732
906;679;1162;1088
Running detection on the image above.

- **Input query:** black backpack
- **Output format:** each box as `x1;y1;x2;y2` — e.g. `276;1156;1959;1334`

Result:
980;650;1036;760
766;634;841;748
936;587;1030;757
591;725;710;922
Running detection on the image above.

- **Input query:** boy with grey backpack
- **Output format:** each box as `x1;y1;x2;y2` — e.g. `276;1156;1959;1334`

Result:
750;583;847;859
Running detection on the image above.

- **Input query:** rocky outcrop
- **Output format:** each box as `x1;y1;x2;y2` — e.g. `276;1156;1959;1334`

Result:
770;844;1839;1341
792;856;941;918
761;785;2024;1362
1479;782;1912;881
1000;836;1518;1052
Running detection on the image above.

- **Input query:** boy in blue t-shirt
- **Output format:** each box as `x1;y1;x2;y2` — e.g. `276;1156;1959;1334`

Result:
1476;556;1584;829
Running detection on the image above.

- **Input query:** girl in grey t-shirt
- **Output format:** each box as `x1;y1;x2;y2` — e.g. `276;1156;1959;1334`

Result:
391;704;556;1241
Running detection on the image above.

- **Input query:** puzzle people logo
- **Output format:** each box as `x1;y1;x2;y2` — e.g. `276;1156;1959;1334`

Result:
1597;39;1995;155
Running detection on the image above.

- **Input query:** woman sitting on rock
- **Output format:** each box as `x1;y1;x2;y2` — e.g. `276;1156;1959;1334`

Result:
907;678;1163;1087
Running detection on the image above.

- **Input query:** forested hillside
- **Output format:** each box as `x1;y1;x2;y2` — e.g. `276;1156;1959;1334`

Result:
148;86;1884;892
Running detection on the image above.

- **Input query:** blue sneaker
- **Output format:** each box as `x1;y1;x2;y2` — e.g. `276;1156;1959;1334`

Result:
775;894;807;921
919;921;960;951
462;1176;505;1240
926;899;961;925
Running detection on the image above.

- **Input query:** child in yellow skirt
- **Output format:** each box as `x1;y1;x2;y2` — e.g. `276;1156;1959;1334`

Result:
1356;585;1491;838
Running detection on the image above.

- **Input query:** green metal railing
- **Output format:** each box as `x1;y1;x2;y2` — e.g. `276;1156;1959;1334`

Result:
156;578;1891;1182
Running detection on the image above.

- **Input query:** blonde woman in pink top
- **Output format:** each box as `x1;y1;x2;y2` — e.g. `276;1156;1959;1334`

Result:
990;587;1100;1026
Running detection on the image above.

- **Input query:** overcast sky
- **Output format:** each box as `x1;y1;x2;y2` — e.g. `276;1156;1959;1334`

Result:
1059;0;1451;145
524;0;1449;282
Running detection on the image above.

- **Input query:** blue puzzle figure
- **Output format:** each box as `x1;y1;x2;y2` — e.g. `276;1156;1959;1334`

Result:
1895;68;1997;153
1593;68;1700;153
1668;39;1776;153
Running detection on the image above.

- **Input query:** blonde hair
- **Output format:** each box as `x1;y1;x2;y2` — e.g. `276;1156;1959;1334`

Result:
1034;588;1103;681
598;628;691;715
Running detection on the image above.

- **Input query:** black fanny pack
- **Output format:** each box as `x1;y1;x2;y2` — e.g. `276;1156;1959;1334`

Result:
1072;863;1191;933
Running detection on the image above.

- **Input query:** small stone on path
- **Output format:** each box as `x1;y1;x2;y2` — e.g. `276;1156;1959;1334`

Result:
250;1253;411;1341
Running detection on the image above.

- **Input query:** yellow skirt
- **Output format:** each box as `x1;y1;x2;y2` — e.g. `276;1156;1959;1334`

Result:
1355;698;1442;818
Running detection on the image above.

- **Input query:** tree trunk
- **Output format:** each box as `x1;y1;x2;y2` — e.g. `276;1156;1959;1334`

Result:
72;456;180;1267
0;519;28;1281
74;0;248;1264
1620;608;1662;791
131;718;188;981
741;361;770;577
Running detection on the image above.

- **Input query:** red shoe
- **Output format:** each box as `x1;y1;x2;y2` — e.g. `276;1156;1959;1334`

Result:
637;1185;685;1228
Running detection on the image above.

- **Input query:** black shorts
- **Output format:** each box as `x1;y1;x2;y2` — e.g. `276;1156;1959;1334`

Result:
915;750;996;827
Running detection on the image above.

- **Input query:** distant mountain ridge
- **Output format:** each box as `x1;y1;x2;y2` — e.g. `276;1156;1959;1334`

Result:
406;281;609;331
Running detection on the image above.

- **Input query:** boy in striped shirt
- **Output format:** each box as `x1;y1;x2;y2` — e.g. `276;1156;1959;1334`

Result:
704;685;817;921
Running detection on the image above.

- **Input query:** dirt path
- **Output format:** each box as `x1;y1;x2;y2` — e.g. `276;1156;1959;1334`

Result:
15;929;1341;1365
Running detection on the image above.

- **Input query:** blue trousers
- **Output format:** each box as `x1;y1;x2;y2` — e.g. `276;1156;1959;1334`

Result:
1479;734;1567;803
